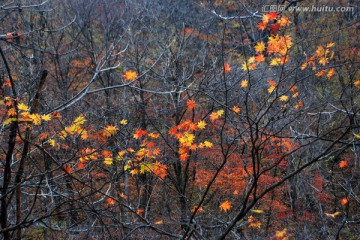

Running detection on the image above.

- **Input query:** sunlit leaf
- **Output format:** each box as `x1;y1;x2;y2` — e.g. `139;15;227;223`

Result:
232;105;240;113
251;209;264;214
104;125;118;137
74;115;86;125
120;119;128;125
197;120;206;129
279;95;289;101
339;160;348;168
18;103;29;111
224;63;231;73
240;80;248;88
219;200;231;212
325;211;341;218
340;198;348;205
29;113;42;125
186;99;196;110
134;129;148;139
104;157;113;165
268;86;276;93
254;42;266;53
41;114;51;121
107;198;116;205
124;70;138;81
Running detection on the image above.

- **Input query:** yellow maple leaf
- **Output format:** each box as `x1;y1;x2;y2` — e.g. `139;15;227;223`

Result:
254;41;266;53
219;200;231;212
354;133;360;139
18;102;29;111
268;86;276;93
105;125;118;137
240;80;248;88
216;109;224;117
104;157;113;165
74;114;86;125
120;119;128;125
275;228;287;238
197;120;206;129
280;95;289;101
242;61;249;71
41;114;51;121
203;141;213;148
270;58;282;66
48;139;56;147
179;133;195;147
29;113;42;125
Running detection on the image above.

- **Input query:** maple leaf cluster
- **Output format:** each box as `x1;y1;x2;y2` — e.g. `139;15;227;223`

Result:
169;115;214;161
301;43;336;80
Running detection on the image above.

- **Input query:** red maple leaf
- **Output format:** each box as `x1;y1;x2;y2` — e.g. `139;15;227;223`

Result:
186;99;196;110
134;129;148;139
270;23;281;35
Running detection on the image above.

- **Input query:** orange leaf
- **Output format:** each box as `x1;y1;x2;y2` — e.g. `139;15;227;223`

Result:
257;22;267;31
119;193;127;199
339;160;348;168
255;54;265;63
295;101;303;109
268;80;277;86
7;108;17;117
134;129;148;139
39;132;50;140
186;99;196;110
290;86;297;92
64;165;72;174
107;198;116;205
340;198;348;205
78;163;85;169
327;68;335;79
102;150;112;157
224;63;231;73
267;12;278;20
124;70;138;81
219;200;231;212
232;105;240;113
51;111;62;118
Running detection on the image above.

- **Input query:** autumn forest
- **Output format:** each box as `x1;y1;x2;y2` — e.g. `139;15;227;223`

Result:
0;0;359;239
